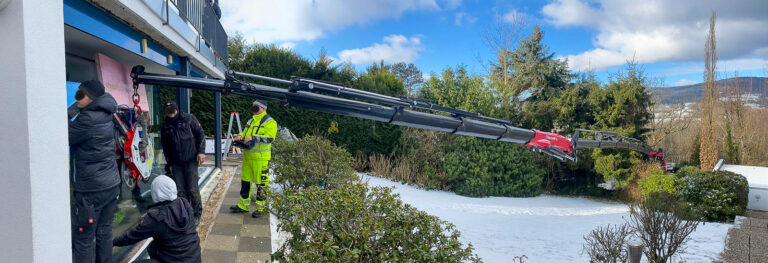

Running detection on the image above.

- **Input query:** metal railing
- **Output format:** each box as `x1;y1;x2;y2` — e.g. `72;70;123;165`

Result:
202;3;227;62
169;0;228;63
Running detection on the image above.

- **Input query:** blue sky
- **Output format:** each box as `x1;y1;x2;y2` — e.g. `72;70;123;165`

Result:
220;0;768;87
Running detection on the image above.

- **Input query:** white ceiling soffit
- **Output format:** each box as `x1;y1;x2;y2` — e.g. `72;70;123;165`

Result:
64;25;175;75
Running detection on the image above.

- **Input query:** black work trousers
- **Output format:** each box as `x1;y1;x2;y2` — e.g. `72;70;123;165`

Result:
171;161;202;218
71;186;120;263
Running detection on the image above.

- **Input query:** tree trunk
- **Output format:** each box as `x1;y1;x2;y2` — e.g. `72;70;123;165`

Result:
700;12;719;171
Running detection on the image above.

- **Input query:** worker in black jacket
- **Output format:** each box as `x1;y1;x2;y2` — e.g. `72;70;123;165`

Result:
114;175;202;263
160;101;206;221
69;80;121;263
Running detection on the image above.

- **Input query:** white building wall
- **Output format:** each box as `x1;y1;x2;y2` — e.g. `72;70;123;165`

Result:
0;0;71;261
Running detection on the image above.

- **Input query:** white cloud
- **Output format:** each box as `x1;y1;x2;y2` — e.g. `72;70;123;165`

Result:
455;12;477;26
503;9;526;23
719;58;768;73
279;42;297;50
650;58;768;78
541;0;601;27
674;78;697;86
220;0;460;44
542;0;768;71
337;35;424;64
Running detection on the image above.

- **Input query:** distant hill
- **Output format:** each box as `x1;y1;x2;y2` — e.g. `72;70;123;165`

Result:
654;77;767;104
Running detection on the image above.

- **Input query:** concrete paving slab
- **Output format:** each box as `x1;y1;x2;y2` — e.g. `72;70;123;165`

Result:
751;234;768;255
723;210;768;263
223;197;241;207
205;234;239;252
236;252;270;263
751;218;768;228
243;214;269;225
226;190;242;199
241;224;270;238
238;237;271;252
212;223;243;237
746;210;768;219
229;183;241;192
726;228;751;254
723;250;748;263
216;210;246;225
202;249;237;263
737;217;752;229
751;254;768;263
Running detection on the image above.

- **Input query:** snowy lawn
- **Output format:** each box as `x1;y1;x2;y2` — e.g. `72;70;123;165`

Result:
361;173;731;263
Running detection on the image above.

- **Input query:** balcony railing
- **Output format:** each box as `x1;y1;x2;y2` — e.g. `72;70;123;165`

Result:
150;0;228;66
174;0;227;63
201;3;227;63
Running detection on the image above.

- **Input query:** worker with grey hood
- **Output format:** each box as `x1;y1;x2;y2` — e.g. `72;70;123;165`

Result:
113;175;201;263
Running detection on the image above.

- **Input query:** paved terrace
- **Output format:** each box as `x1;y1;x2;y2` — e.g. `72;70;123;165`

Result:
721;210;768;263
199;163;273;263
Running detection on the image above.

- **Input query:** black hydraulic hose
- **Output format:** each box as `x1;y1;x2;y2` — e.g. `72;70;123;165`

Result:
289;77;510;124
408;100;510;124
291;77;412;107
231;71;293;85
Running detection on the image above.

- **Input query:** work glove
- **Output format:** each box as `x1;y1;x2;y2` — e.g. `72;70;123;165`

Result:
67;104;80;119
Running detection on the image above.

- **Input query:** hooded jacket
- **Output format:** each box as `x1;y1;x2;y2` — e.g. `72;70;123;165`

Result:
69;93;120;192
161;113;206;164
113;198;201;263
114;176;201;262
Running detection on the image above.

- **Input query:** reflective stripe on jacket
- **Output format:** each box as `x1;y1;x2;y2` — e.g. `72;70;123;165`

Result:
240;112;277;160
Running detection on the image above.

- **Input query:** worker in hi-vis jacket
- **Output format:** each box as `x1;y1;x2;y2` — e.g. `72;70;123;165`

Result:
230;100;277;218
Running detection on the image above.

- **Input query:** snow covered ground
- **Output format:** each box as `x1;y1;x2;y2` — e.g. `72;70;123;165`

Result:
361;174;731;263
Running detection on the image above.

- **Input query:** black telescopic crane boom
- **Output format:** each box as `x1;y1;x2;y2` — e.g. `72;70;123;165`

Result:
130;65;663;164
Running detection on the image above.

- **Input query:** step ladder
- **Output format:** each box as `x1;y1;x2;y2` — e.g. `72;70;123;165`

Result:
224;112;244;160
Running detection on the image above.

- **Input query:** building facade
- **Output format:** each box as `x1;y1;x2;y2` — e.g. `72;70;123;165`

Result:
0;0;227;261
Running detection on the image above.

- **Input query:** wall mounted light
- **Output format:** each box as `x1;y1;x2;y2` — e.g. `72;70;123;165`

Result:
0;0;12;12
141;39;148;53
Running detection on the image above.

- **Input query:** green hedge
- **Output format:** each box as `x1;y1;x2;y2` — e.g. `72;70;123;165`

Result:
676;167;748;222
272;135;358;190
674;166;701;178
638;167;676;198
443;136;545;197
270;184;481;262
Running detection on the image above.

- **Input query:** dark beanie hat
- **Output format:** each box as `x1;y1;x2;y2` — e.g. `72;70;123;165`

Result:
79;80;106;99
164;101;179;110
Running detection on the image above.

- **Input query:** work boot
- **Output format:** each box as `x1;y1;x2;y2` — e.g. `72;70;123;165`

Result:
251;210;264;218
229;205;248;213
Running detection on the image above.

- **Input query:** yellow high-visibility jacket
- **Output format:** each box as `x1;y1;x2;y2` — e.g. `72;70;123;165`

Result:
240;112;277;160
